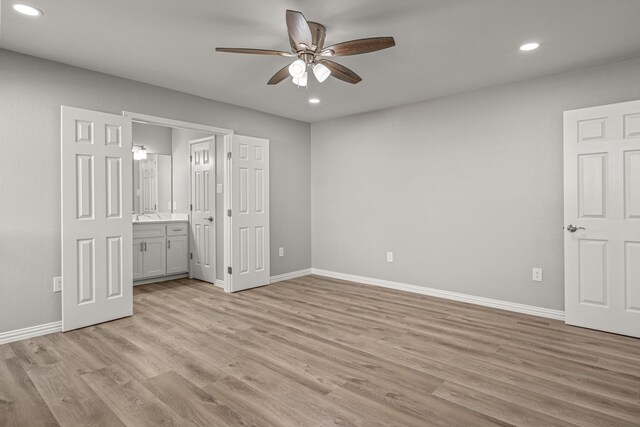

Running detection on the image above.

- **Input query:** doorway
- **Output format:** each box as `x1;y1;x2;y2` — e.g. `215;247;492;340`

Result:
126;112;230;289
61;107;271;331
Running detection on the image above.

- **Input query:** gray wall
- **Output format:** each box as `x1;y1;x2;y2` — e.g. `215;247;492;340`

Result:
0;48;311;334
311;56;640;311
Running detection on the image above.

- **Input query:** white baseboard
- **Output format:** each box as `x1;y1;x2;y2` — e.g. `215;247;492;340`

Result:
311;268;565;321
270;268;313;284
214;279;225;288
0;321;62;345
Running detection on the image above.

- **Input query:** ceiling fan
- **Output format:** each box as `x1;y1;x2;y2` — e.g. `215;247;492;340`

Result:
216;10;396;86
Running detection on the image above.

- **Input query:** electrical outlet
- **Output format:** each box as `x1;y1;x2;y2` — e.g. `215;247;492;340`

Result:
532;268;543;282
386;251;393;263
53;276;62;292
279;247;284;257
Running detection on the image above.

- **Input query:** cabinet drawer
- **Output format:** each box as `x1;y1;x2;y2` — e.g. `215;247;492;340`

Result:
133;224;165;238
166;223;188;236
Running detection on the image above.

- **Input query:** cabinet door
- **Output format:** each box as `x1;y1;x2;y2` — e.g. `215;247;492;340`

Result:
132;238;144;281
167;235;189;275
143;237;166;278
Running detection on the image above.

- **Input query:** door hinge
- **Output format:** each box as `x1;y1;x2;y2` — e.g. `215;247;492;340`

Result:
190;155;193;162
227;209;232;217
227;266;232;274
190;252;193;260
190;204;193;211
227;152;232;160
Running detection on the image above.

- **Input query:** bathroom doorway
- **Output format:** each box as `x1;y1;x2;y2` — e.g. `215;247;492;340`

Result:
126;112;231;289
61;106;270;331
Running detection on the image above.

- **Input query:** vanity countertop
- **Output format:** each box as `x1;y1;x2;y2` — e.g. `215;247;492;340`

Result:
132;213;189;224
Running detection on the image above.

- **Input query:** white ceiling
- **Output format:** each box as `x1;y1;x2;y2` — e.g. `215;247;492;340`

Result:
1;0;640;122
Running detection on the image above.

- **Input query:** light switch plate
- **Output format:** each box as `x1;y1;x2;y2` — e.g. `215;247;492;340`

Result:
279;247;284;257
217;183;223;193
386;252;393;263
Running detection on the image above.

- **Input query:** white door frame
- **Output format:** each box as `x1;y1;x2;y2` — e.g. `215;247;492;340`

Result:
122;111;234;292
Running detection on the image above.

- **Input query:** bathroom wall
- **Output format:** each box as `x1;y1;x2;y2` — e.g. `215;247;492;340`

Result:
0;48;311;334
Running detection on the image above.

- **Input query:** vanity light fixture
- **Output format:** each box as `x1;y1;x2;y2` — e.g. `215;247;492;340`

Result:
133;145;147;160
13;3;44;16
308;98;320;104
519;42;541;51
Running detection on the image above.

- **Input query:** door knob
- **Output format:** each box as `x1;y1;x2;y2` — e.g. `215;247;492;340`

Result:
206;216;214;222
566;224;585;233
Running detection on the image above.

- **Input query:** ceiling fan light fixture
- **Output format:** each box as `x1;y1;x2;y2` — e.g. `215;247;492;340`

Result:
313;63;331;83
288;59;306;78
292;71;308;87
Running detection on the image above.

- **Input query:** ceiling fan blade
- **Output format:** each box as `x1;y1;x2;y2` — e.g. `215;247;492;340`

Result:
216;48;293;57
321;37;396;56
286;10;312;48
267;64;292;85
318;59;362;84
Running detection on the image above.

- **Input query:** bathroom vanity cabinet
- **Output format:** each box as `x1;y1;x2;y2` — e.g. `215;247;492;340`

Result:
133;222;189;282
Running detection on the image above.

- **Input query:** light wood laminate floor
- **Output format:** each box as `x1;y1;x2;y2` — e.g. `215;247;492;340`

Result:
1;276;639;426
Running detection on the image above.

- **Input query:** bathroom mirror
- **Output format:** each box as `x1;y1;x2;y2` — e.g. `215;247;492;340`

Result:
132;153;172;214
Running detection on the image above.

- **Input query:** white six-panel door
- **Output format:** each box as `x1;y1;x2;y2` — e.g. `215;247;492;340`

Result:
190;137;216;283
564;100;640;338
229;135;270;292
61;106;133;331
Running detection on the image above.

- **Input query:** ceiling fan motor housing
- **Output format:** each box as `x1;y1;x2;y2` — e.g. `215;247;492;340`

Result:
290;21;327;62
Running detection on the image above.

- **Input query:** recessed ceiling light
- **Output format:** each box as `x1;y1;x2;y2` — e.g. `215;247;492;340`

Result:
519;42;540;52
13;3;44;16
308;98;320;104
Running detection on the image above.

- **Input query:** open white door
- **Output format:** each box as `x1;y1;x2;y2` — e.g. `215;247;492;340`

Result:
564;100;640;338
228;135;270;292
61;106;133;331
190;136;216;283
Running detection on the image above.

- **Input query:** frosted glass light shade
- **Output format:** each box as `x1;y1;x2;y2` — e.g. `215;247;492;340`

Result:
288;59;306;78
313;63;331;83
292;71;308;87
